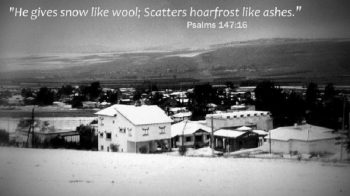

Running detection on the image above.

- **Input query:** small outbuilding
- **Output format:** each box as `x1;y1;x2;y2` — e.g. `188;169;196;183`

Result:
214;128;259;152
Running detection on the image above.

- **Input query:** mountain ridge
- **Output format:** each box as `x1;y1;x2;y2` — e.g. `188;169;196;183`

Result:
1;38;350;85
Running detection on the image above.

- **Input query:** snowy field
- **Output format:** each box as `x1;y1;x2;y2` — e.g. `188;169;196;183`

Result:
0;147;350;196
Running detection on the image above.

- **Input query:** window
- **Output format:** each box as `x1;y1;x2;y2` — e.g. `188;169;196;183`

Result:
101;145;104;150
185;136;192;142
142;127;149;136
128;128;132;137
106;132;111;140
99;132;103;138
206;135;210;140
119;127;126;133
99;117;104;126
159;126;166;134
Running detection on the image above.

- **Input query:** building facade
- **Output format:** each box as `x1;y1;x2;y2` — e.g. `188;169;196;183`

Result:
206;111;273;131
96;104;172;153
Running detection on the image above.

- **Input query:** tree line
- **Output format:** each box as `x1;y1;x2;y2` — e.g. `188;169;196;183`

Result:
254;81;348;130
21;81;119;108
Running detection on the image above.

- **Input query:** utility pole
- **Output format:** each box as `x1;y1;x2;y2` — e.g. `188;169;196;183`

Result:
342;94;346;133
26;107;35;148
181;120;188;156
269;130;271;154
211;115;214;156
349;111;350;139
340;142;343;161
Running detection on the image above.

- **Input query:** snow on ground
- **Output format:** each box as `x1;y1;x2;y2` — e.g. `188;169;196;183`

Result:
1;147;350;196
168;147;223;157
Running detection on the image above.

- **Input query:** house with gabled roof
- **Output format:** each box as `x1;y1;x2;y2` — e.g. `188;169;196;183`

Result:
171;120;211;148
95;104;173;153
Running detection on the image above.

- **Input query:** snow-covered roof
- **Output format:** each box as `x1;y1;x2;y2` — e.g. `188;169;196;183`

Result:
172;112;192;118
171;121;211;137
206;111;271;119
253;130;268;136
231;105;247;110
95;106;116;116
207;103;217;108
170;92;187;97
237;126;252;131
95;104;172;125
214;129;246;138
100;101;110;106
169;107;186;113
268;124;340;141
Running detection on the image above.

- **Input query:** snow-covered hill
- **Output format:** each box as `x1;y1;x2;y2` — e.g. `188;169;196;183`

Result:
0;147;349;196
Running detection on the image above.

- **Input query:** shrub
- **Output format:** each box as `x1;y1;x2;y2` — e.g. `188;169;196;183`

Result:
77;125;97;150
297;154;302;161
310;152;319;158
110;144;119;152
179;146;187;156
139;145;148;154
50;136;65;148
0;129;9;145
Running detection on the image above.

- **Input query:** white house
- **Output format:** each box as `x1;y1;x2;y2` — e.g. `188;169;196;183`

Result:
206;111;273;131
171;120;211;148
261;124;343;154
95;104;173;153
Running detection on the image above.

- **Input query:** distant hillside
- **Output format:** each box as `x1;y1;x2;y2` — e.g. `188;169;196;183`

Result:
1;38;350;86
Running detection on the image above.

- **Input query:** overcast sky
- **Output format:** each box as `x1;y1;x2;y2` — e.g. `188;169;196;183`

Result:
0;0;349;57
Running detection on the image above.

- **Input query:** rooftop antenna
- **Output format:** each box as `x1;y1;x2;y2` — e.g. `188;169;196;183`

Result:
211;115;214;156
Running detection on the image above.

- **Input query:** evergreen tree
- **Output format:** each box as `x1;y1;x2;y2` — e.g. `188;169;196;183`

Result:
35;87;55;105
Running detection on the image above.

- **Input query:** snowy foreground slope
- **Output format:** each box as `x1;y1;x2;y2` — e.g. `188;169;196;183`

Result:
0;147;349;196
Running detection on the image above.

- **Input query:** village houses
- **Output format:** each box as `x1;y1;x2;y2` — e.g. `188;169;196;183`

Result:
205;111;272;152
170;110;272;152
